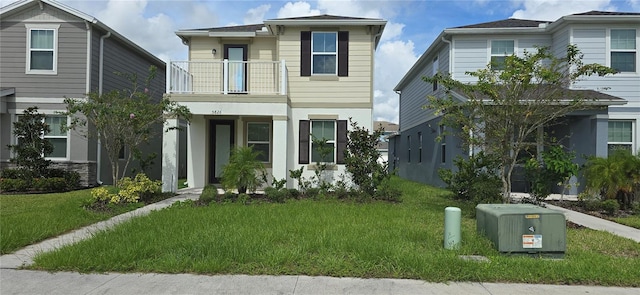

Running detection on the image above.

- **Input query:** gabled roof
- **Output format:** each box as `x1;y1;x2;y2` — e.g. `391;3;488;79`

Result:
454;18;548;29
572;10;640;16
0;0;164;66
177;14;387;48
394;10;640;91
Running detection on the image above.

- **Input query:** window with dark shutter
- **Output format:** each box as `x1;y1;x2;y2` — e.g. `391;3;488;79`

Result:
338;31;348;77
300;31;311;76
299;120;310;164
336;120;347;164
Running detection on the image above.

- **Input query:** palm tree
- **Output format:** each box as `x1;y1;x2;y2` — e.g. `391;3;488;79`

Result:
583;150;640;209
221;146;265;194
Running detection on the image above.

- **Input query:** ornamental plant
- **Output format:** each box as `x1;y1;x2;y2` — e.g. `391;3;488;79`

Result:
89;173;161;206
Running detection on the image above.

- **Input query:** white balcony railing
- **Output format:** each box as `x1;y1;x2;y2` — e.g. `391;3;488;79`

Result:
169;60;287;95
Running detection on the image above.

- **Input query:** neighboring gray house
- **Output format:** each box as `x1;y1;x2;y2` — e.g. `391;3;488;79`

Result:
391;11;639;194
0;0;166;186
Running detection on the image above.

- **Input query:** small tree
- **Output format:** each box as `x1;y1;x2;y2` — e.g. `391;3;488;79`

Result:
7;107;52;177
425;45;615;202
221;146;265;194
62;66;191;185
344;119;389;196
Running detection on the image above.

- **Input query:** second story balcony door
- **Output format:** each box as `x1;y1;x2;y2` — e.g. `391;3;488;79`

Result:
224;44;247;93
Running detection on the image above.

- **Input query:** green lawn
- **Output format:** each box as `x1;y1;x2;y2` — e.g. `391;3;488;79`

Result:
613;215;640;229
29;178;640;286
0;189;124;254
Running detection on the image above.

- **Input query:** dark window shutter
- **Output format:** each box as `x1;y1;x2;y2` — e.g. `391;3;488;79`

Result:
336;120;348;164
300;31;311;76
299;120;310;164
338;31;349;77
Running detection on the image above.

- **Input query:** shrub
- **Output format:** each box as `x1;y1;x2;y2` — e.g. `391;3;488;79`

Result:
264;187;287;203
31;177;67;192
221;146;265;194
601;199;620;216
373;178;402;202
439;152;502;204
0;178;29;192
88;173;160;206
344;119;391;196
583;150;640;209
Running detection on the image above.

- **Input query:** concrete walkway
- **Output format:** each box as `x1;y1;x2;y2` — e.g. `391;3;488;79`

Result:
1;188;639;294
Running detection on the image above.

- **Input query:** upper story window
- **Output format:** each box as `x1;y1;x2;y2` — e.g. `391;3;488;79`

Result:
25;24;59;74
610;29;636;73
312;32;337;75
247;122;270;163
432;56;439;91
300;31;348;77
490;40;515;70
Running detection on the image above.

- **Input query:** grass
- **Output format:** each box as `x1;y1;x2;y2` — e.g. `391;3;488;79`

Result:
178;178;188;189
29;178;640;286
613;215;640;229
0;189;137;254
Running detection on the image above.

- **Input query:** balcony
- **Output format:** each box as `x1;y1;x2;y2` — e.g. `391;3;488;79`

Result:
169;60;287;95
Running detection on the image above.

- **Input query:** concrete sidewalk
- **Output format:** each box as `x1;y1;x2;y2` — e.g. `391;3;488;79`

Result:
1;188;639;294
1;269;639;295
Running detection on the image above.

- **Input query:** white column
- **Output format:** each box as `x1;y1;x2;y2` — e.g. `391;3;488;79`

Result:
272;118;288;184
162;118;179;192
188;116;207;188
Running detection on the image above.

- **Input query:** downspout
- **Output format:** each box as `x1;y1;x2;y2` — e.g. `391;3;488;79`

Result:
440;36;452;78
96;31;111;185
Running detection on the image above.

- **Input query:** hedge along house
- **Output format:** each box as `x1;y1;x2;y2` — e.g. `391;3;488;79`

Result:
0;0;167;186
161;15;386;192
390;11;638;195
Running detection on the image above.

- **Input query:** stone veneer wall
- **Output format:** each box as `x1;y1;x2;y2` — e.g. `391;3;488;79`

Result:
0;161;97;188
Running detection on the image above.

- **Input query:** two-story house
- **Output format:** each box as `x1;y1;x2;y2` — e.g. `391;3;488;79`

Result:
390;11;639;194
161;15;386;192
0;0;167;186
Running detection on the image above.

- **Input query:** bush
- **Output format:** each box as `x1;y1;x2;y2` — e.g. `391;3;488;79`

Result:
0;168;79;193
88;173;160;206
601;199;620;216
584;150;640;209
439;152;502;204
264;187;288;203
0;178;29;192
221;146;265;194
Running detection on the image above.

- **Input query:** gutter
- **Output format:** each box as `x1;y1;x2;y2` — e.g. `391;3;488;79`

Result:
96;31;111;185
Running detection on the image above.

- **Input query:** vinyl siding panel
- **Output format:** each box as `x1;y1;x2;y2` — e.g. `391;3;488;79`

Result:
452;38;487;83
280;27;373;104
552;28;570;57
399;47;449;132
0;21;87;98
572;28;606;64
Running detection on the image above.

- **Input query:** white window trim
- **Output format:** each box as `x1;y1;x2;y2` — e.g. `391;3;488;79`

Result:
247;122;271;163
11;113;69;161
607;119;636;153
311;31;338;75
606;28;639;75
25;24;60;75
310;120;336;163
488;39;518;70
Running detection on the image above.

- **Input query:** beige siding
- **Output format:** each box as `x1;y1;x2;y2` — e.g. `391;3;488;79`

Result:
279;27;374;105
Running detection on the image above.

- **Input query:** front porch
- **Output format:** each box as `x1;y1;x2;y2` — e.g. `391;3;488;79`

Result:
162;114;289;193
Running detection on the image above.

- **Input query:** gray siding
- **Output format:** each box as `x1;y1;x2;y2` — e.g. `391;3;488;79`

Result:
399;47;449;132
0;5;87;98
452;38;486;82
572;28;606;65
90;28;167;183
552;28;570;57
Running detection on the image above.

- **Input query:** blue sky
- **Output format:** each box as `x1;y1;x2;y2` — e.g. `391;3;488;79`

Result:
4;0;638;123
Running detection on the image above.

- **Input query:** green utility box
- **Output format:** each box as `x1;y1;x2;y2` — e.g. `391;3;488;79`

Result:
476;204;566;257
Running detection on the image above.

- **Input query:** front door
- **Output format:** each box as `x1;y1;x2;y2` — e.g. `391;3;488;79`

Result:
209;120;235;183
224;44;247;93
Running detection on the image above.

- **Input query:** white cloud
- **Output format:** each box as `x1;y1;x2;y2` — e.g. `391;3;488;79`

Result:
245;4;271;24
373;40;419;124
629;0;640;9
510;0;616;21
277;1;321;18
380;22;405;42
